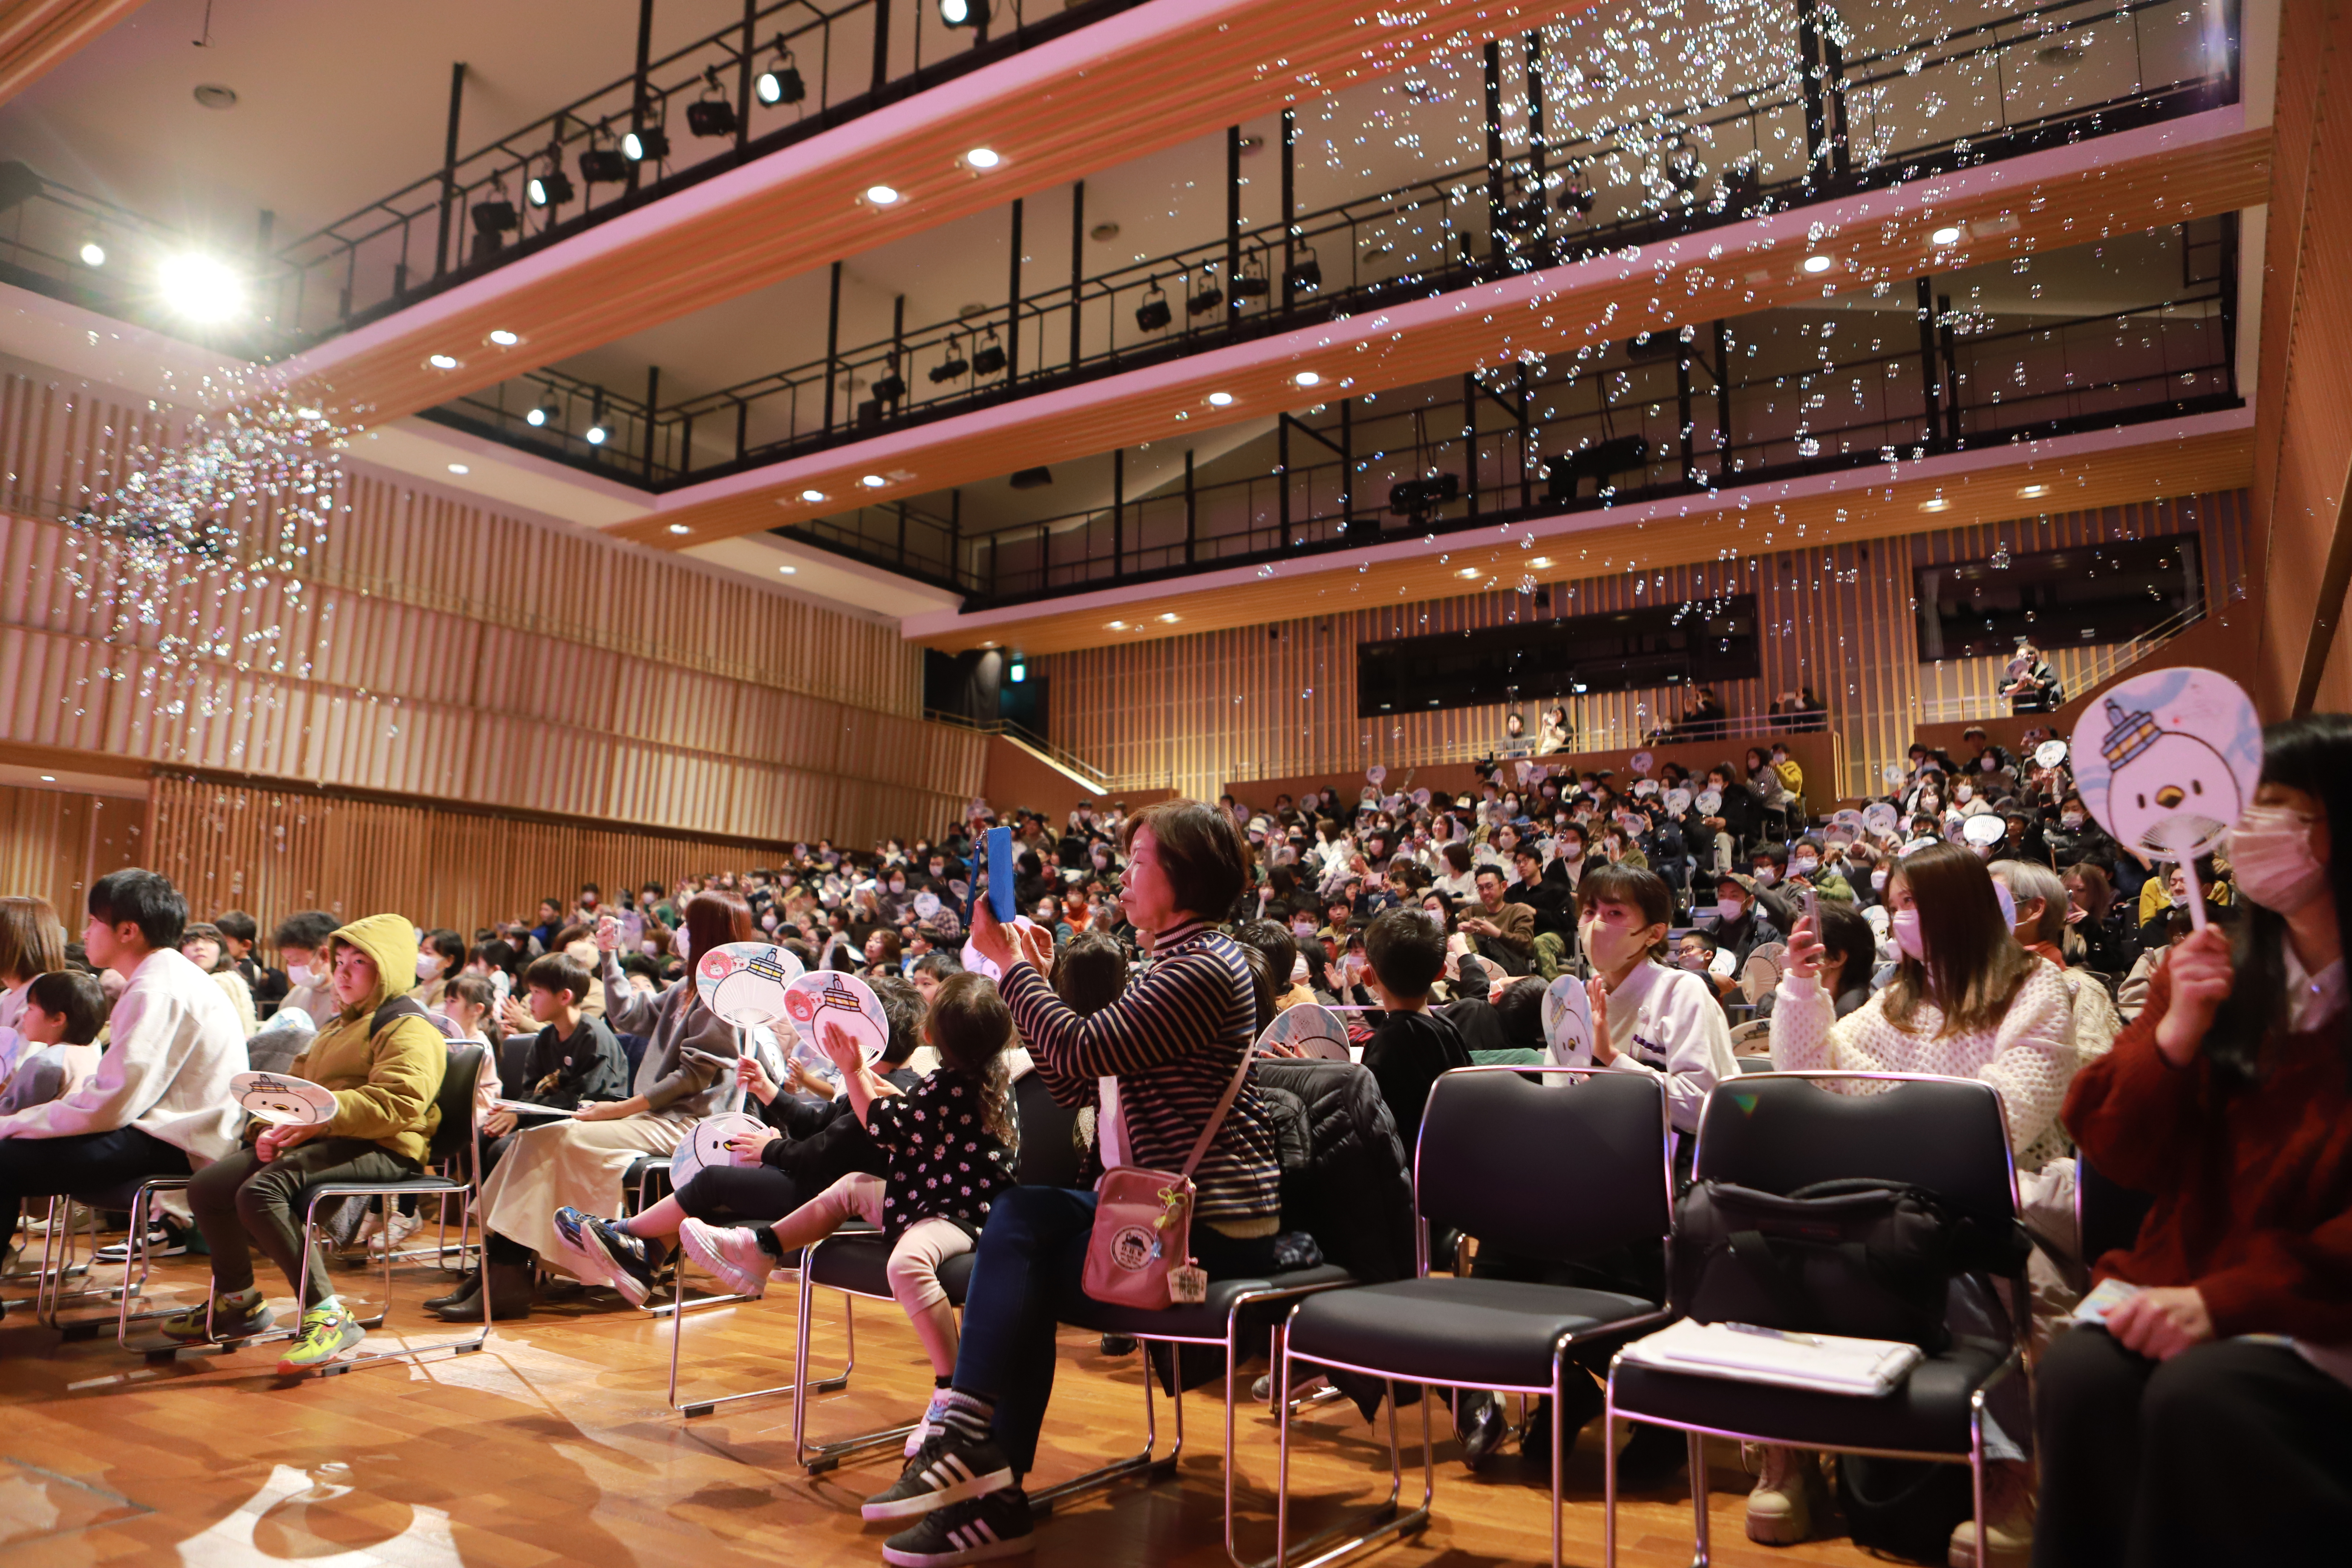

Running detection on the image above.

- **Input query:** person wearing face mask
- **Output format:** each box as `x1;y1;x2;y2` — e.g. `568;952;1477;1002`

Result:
2047;792;2119;871
270;910;343;1027
2037;715;2352;1568
1760;843;2076;1558
1699;873;1782;997
2061;863;2142;977
1995;861;2122;1062
413;928;464;1010
2136;855;2231;937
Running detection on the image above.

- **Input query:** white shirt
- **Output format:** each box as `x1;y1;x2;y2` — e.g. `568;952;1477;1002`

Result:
2282;944;2347;1034
1550;960;1736;1134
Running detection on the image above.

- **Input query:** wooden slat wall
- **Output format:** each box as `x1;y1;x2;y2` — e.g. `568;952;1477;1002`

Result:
0;364;988;856
1046;492;2250;801
141;776;842;933
0;784;144;923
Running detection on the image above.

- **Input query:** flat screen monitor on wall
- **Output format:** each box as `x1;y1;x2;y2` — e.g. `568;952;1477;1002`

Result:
1914;533;2204;663
1356;595;1760;718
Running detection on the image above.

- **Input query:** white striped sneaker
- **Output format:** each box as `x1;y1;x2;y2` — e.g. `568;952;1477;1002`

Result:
861;1430;1014;1522
882;1488;1032;1567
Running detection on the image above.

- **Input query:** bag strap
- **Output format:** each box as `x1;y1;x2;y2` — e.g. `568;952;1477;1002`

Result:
371;994;429;1037
1174;1043;1256;1183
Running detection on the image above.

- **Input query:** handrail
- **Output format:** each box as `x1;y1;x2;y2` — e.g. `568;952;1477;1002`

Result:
923;707;1111;790
421;0;2233;485
1909;602;2211;730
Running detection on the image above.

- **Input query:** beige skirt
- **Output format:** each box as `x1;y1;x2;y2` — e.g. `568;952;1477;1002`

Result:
477;1113;684;1270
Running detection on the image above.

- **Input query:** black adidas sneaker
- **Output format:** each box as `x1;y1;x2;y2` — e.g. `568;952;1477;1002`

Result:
882;1487;1032;1566
861;1430;1015;1522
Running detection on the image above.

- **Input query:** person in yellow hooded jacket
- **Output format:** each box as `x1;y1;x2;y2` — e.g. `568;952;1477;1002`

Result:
168;913;448;1373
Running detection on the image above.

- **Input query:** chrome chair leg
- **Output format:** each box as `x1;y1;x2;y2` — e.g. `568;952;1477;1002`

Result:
1688;1430;1712;1566
1031;1351;1177;1515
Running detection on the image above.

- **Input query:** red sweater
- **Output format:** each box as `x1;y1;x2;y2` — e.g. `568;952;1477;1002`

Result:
2064;963;2352;1342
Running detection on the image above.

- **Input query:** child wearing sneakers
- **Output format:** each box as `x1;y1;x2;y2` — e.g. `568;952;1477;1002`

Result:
677;970;1019;1428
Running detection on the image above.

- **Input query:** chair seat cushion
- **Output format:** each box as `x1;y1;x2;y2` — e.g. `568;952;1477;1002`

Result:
807;1229;977;1307
1061;1265;1357;1340
1609;1338;2009;1455
1289;1277;1659;1388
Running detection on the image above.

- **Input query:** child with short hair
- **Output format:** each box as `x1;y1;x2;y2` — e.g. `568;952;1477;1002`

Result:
0;971;107;1114
679;971;1020;1399
1359;905;1470;1149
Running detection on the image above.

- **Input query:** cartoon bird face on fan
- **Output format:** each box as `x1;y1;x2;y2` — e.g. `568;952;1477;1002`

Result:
2106;728;2241;858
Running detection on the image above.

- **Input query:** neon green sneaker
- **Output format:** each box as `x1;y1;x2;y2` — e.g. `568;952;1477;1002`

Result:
276;1303;363;1373
159;1287;274;1343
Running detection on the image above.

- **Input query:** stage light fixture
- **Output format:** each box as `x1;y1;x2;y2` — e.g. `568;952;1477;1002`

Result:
778;565;797;574
687;71;739;138
1009;467;1052;490
1007;660;1026;683
755;39;805;105
158;253;243;322
471;199;519;236
622;127;670;163
78;241;104;267
586;424;609;445
1919;496;1949;512
2018;483;2050;498
527;168;574;207
939;0;988;27
580;141;629;184
871;369;907;403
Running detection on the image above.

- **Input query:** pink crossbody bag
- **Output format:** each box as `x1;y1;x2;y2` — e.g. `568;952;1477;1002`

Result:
1080;1046;1254;1310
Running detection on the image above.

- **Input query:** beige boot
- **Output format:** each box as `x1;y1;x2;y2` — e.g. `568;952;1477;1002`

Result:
1949;1459;2035;1568
1744;1444;1825;1545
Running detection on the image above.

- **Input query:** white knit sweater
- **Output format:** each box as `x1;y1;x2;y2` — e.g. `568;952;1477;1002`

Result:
1767;961;2080;1170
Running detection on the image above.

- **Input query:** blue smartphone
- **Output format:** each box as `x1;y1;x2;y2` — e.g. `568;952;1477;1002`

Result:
984;824;1019;922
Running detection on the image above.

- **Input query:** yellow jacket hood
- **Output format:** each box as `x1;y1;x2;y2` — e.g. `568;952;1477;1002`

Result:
328;913;418;1020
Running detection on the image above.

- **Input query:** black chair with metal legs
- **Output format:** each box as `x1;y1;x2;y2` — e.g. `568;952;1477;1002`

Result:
1602;1071;2030;1568
282;1044;496;1373
1276;1066;1677;1568
19;1176;192;1340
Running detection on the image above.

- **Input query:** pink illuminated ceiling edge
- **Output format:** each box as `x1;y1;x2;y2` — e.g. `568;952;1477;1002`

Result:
896;404;2257;642
612;101;2253;536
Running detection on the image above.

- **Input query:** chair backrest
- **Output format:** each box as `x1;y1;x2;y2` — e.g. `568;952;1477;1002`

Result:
497;1034;535;1097
428;1044;488;1167
1415;1065;1672;1270
1727;1018;1771;1052
2076;1153;2154;1265
1733;1055;1777;1076
1691;1072;2016;1231
1012;1070;1082;1188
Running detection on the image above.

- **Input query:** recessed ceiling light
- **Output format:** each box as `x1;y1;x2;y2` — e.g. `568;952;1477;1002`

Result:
801;488;828;502
1931;225;1963;246
1530;556;1553;568
860;474;887;488
866;184;901;205
1920;497;1951;512
1206;391;1234;406
965;147;1001;169
2017;483;2049;498
447;463;469;475
1107;620;1127;630
668;523;691;534
39;775;54;781
426;352;461;370
1801;254;1834;274
1294;371;1321;387
78;242;105;268
487;329;521;347
1158;612;1179;623
778;565;797;574
1458;566;1483;578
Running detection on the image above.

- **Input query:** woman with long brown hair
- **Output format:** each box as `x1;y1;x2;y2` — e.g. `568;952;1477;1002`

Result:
452;889;755;1321
1752;841;2078;1560
0;895;66;1043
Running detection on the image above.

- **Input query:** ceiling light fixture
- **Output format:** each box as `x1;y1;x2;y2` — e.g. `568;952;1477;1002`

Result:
1458;566;1483;578
78;241;104;267
1802;254;1834;274
1158;612;1179;623
668;523;691;534
2018;483;2050;498
1931;225;1963;246
866;184;901;206
447;463;470;475
1107;620;1127;630
487;329;521;347
157;253;244;322
1293;371;1321;387
38;774;54;782
426;352;461;371
526;404;556;427
527;167;573;207
939;0;988;26
778;565;797;574
801;488;828;502
965;147;1001;169
1206;391;1234;407
860;474;888;488
585;424;608;445
755;37;805;105
1530;556;1553;568
621;126;670;162
1919;497;1950;512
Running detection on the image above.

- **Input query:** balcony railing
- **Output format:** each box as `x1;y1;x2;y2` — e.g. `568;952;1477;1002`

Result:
420;0;2239;486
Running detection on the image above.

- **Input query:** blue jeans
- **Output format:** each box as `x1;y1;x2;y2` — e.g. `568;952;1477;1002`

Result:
954;1185;1281;1475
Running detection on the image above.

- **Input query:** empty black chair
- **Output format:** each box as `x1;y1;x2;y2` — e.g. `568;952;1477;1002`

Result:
1603;1071;2027;1566
1277;1065;1675;1568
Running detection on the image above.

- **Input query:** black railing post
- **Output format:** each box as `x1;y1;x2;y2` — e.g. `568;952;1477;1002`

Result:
1516;363;1533;508
1462;372;1479;517
1184;449;1196;565
871;0;892;97
1340;396;1354;533
1280;108;1297;309
1916;276;1943;452
435;61;467;279
1068;179;1084;373
1937;290;1961;447
1226;125;1243;328
629;0;654;196
1112;447;1125;573
824;261;842;431
643;366;660;482
1006;197;1023;384
1676;344;1695;482
1279;415;1292;538
736;0;756;153
735;398;749;464
1525;31;1550;266
1715;318;1734;475
1483;41;1504;272
1795;0;1827;188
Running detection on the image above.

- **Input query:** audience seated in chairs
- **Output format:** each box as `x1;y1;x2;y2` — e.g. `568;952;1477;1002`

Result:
467;891;751;1320
0;970;106;1115
0;870;243;1321
171;913;447;1372
1995;861;2124;1062
546;974;927;1308
671;970;1019;1429
1764;842;2079;1561
2037;714;2352;1568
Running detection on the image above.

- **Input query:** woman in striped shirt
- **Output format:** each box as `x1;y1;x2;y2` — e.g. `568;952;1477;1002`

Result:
860;799;1279;1567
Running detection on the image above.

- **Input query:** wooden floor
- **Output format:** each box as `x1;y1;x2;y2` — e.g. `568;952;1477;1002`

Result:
0;1242;1898;1568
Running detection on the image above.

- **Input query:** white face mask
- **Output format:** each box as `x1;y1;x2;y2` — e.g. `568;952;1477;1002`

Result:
640;940;660;956
1293;921;1318;940
673;930;691;963
1676;948;1711;972
1890;907;1926;961
1871;867;1890;890
1980;755;1998;772
1994;881;2018;931
1956;784;1974;803
1715;897;1745;922
2060;813;2085;830
286;961;318;988
889;879;905;893
1752;865;1778;885
415;954;443;980
2231;806;2330;914
1791;856;1819;876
